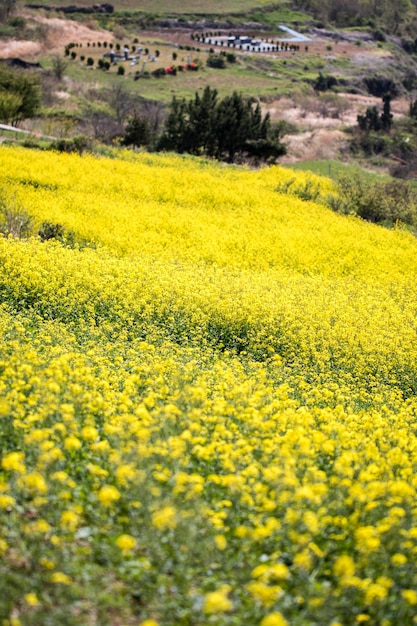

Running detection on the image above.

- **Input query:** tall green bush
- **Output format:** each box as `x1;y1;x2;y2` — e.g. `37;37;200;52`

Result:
0;65;40;124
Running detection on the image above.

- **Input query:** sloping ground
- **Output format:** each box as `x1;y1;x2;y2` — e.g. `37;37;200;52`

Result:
0;14;113;58
266;94;409;163
1;12;411;163
1;146;417;624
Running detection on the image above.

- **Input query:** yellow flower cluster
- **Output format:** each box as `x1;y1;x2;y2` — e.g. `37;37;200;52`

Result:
1;146;417;624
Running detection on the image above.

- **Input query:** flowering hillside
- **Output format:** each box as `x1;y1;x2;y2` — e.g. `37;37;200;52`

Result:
1;145;417;626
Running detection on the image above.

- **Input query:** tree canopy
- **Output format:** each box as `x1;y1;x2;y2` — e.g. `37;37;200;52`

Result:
295;0;414;33
157;87;286;164
0;65;41;125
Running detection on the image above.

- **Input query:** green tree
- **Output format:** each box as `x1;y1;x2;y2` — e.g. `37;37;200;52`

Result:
295;0;415;32
122;112;152;148
409;98;417;120
0;65;41;125
377;0;413;33
0;0;16;23
157;90;285;164
188;86;218;156
51;54;68;81
157;96;190;153
0;91;22;124
357;95;393;132
215;92;249;162
380;94;393;131
214;92;268;162
357;106;382;132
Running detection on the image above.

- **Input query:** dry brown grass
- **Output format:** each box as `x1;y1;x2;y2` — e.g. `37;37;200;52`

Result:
0;14;113;59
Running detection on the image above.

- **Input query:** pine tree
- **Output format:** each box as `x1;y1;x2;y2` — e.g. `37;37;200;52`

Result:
122;113;151;148
158;90;286;163
187;86;218;156
157;97;189;152
380;94;393;131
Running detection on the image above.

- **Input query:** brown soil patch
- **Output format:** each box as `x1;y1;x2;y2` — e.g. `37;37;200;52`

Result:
280;128;348;163
264;92;409;163
0;39;43;58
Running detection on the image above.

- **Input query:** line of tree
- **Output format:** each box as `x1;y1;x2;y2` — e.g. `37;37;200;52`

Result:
154;86;286;164
357;94;393;132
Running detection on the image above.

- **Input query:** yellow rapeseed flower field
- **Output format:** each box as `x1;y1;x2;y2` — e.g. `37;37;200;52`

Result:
1;145;417;625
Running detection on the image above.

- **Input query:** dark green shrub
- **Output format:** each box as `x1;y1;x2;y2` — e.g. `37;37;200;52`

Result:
314;72;338;92
351;131;392;156
87;57;94;66
206;54;226;69
330;173;417;225
122;112;151;147
117;65;125;75
373;30;386;42
152;67;166;77
51;135;90;155
38;221;65;241
364;76;399;98
10;16;26;29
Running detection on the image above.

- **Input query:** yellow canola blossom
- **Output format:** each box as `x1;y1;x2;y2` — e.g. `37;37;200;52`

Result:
203;585;233;614
1;146;417;625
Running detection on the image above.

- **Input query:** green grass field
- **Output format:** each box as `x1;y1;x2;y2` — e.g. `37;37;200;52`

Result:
57;43;322;103
48;21;339;104
27;0;283;14
287;160;392;181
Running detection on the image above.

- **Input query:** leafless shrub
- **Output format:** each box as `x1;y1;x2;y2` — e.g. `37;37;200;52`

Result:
0;192;33;238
